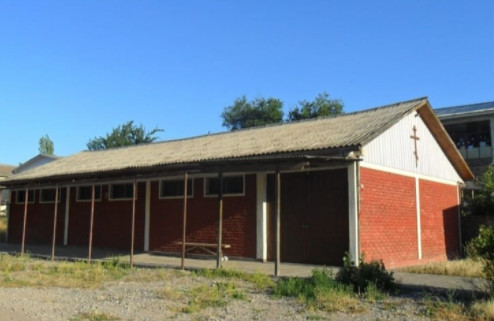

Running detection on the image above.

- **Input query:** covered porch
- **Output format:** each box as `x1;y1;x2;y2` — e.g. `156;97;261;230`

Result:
0;243;331;278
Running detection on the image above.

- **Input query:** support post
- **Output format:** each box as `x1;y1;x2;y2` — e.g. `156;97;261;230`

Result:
181;172;189;270
256;173;268;261
144;181;151;251
348;162;360;265
88;184;96;263
275;171;281;277
21;188;29;257
216;172;224;269
51;185;59;261
63;186;70;246
130;179;137;268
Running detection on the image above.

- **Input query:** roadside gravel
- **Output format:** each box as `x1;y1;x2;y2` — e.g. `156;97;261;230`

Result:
0;274;434;321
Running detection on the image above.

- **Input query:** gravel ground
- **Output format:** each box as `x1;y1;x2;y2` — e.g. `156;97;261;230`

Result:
0;274;437;321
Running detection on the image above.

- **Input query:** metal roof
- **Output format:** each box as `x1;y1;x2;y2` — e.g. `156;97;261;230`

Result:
435;101;494;117
2;97;473;185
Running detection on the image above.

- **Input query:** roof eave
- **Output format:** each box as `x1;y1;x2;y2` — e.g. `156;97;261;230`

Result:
418;101;475;181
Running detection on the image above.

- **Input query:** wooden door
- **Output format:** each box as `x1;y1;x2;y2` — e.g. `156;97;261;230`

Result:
268;169;349;265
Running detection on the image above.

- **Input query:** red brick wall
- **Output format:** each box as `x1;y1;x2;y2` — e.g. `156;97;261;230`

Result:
67;184;146;251
8;189;66;245
420;179;460;260
149;174;257;258
360;167;460;268
360;168;418;268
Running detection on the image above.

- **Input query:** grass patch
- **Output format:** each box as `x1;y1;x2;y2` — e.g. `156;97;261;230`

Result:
401;259;485;278
0;254;132;288
193;268;275;290
70;311;120;321
472;299;494;321
182;281;246;313
273;268;364;313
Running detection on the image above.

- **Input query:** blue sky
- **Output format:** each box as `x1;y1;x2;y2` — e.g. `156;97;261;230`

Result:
1;1;493;165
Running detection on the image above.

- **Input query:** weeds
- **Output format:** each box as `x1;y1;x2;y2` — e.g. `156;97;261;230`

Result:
273;268;363;313
182;281;246;313
402;259;486;278
193;268;275;290
70;311;120;321
0;254;131;288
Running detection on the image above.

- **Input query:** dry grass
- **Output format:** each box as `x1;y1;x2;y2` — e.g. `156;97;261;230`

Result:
400;259;485;278
0;217;6;242
0;254;132;288
473;299;494;321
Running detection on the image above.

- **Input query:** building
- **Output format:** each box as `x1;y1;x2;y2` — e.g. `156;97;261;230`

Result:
435;101;494;176
13;154;60;174
0;164;15;216
1;97;473;268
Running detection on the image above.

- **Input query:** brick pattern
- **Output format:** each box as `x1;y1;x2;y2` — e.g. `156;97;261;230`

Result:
66;183;146;251
149;175;257;258
420;180;460;260
8;189;66;245
360;168;418;268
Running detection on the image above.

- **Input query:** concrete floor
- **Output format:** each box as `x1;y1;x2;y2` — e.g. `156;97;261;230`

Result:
0;243;333;277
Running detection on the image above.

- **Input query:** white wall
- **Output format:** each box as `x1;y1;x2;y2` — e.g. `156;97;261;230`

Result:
362;111;462;183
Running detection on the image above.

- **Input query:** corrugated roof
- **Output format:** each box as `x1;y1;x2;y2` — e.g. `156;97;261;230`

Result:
4;97;472;184
0;164;15;177
435;101;494;117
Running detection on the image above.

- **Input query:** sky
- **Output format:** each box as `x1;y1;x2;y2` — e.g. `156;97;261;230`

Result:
1;1;493;165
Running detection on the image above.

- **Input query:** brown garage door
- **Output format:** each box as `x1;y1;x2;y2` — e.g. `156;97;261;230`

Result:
268;169;349;265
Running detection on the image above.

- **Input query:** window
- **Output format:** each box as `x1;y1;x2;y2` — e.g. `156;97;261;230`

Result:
109;183;135;200
160;179;193;198
15;190;35;204
205;175;244;196
40;188;60;203
76;185;102;202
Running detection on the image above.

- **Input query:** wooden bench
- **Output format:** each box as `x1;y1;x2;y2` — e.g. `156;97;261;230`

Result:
173;241;231;259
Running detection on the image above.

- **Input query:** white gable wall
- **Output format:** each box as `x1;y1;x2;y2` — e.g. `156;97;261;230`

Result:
361;111;462;183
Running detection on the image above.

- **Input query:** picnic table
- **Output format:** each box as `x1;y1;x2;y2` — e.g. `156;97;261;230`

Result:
173;241;231;260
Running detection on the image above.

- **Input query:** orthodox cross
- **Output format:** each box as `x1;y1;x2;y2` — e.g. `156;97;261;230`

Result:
410;125;420;167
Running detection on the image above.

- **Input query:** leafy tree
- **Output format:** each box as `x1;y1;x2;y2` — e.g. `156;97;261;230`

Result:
463;165;494;216
87;121;163;150
38;134;54;155
287;92;344;121
221;96;284;130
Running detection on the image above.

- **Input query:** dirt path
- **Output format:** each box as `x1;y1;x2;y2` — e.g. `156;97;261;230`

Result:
0;307;35;321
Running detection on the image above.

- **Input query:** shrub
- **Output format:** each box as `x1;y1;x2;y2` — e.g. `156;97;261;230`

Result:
336;253;396;294
466;225;494;261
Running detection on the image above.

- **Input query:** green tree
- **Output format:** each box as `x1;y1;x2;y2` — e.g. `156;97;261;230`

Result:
221;96;284;130
287;92;343;121
87;121;163;150
464;165;494;217
38;134;55;155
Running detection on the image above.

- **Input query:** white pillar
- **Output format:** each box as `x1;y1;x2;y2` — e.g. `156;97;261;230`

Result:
144;181;151;251
63;186;70;246
347;163;359;265
256;173;268;261
415;176;422;259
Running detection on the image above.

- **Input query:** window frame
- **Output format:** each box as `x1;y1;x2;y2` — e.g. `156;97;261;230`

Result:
76;185;102;202
109;182;136;201
159;177;194;199
39;188;61;204
204;174;245;197
15;190;35;204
